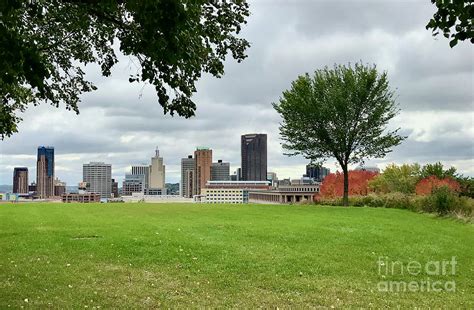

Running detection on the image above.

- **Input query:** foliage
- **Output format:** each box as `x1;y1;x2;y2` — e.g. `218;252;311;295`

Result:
426;0;474;47
420;161;458;179
415;175;461;195
0;0;250;138
317;192;473;219
319;170;378;198
457;176;474;198
423;185;460;215
273;63;405;205
368;163;421;194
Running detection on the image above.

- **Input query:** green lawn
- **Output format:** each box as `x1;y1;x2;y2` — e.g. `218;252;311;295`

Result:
0;203;472;308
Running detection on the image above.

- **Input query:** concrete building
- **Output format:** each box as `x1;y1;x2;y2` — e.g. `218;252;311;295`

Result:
355;165;380;173
122;174;145;196
149;148;165;190
13;167;28;194
28;182;37;193
37;146;55;198
144;188;165;195
305;164;330;182
211;160;230;181
241;134;267;181
83;162;112;199
62;193;100;203
131;164;150;189
181;155;195;198
54;177;66;197
249;184;320;204
122;193;193;203
230;168;242;181
291;177;317;185
194;147;212;195
199;180;271;204
267;172;278;187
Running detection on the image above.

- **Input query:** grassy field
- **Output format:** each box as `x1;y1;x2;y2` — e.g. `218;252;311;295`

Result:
0;203;472;308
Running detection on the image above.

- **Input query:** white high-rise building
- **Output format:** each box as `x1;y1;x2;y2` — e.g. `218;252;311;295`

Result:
149;148;165;190
131;164;150;189
83;162;112;199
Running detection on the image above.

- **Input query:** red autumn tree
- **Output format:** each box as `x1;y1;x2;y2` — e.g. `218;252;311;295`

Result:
415;176;461;195
320;170;378;198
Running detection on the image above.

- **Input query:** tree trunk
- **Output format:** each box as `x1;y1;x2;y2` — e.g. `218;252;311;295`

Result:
342;165;349;206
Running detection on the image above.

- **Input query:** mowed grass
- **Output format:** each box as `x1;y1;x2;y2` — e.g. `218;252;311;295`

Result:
0;203;472;308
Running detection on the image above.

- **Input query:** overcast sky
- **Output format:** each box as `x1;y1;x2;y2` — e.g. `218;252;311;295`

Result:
1;0;473;186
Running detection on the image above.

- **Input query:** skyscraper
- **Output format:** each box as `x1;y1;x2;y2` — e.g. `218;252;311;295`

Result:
131;164;150;189
305;164;330;182
241;134;267;181
181;155;195;198
149;148;165;190
194;147;212;195
111;178;119;198
83;162;112;199
37;146;55;198
211;160;230;181
13;167;28;194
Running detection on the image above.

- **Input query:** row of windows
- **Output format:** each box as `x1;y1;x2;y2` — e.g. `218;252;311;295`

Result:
278;187;320;192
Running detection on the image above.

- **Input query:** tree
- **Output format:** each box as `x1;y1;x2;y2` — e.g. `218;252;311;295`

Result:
320;170;378;198
420;162;458;179
368;163;421;194
426;0;474;47
273;63;405;206
0;0;250;138
415;176;460;195
457;176;474;198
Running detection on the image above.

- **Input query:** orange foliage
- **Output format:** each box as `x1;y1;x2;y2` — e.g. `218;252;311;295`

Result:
319;170;378;198
415;176;460;195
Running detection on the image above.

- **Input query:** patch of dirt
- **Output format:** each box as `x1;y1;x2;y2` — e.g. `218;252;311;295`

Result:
71;235;102;240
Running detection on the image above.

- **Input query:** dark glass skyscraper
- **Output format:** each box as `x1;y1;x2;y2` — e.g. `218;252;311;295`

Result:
306;164;330;182
37;146;55;198
241;133;267;181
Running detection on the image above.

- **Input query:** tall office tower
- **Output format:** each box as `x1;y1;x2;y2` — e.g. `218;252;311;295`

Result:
131;164;150;189
83;162;112;199
306;164;330;182
13;167;28;194
193;147;212;195
111;179;119;198
37;146;55;198
241;133;267;181
211;160;230;181
181;155;195;198
149;148;165;190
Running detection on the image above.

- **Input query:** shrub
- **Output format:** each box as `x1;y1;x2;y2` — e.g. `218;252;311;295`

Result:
316;191;473;219
423;186;459;215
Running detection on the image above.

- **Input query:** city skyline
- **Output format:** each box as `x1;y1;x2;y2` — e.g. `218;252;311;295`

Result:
1;1;473;186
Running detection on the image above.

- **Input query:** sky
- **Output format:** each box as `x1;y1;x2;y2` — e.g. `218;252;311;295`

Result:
1;0;473;186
